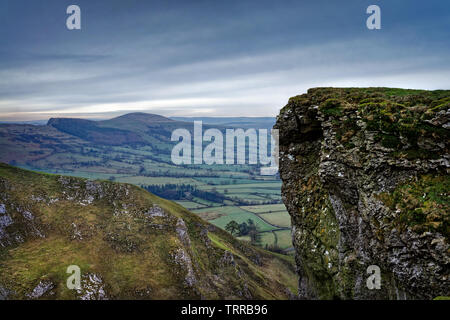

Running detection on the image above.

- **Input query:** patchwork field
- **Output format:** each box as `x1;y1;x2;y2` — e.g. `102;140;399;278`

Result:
241;204;287;213
238;230;292;250
174;200;206;209
23;159;293;252
187;192;293;252
192;206;276;232
258;212;291;228
116;176;203;186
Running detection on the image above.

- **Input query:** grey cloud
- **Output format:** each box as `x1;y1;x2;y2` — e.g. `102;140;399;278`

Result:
0;0;449;120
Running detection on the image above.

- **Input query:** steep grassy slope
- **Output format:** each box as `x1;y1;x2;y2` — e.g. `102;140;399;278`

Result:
0;124;88;164
47;118;145;146
0;164;296;300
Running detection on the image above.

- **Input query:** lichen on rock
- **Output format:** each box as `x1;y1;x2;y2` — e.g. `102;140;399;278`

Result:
27;280;55;299
173;248;197;288
76;274;108;300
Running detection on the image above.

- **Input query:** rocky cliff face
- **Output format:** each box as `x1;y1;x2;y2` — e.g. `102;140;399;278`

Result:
275;88;449;299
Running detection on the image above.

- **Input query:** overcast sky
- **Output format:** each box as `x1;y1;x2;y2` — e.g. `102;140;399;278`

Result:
0;0;449;120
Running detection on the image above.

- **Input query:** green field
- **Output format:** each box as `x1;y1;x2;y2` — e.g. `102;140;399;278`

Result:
258;211;291;228
237;230;293;250
237;232;276;249
131;174;292;251
191;197;223;207
241;204;287;213
260;232;276;248
174;200;206;209
200;182;281;192
192;206;277;232
274;230;292;249
116;176;204;186
193;177;270;185
228;193;267;201
37;170;128;181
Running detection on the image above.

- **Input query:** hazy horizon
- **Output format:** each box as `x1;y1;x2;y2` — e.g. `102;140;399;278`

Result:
1;0;449;121
0;112;279;123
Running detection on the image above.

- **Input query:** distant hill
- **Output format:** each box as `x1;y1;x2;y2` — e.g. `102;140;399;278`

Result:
0;163;296;299
0;112;269;167
104;112;175;124
47;117;146;145
171;117;276;129
46;113;190;146
0;123;89;165
0;120;48;126
44;113;232;148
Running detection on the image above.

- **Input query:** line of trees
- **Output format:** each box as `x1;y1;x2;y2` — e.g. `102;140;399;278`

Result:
142;184;226;203
142;183;281;205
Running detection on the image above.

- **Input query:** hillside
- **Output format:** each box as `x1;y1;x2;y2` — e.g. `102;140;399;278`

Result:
0;113;292;254
47;113;188;147
275;87;449;299
0;163;296;300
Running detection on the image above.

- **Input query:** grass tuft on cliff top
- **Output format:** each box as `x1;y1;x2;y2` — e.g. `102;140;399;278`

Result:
288;87;450;158
378;174;449;239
